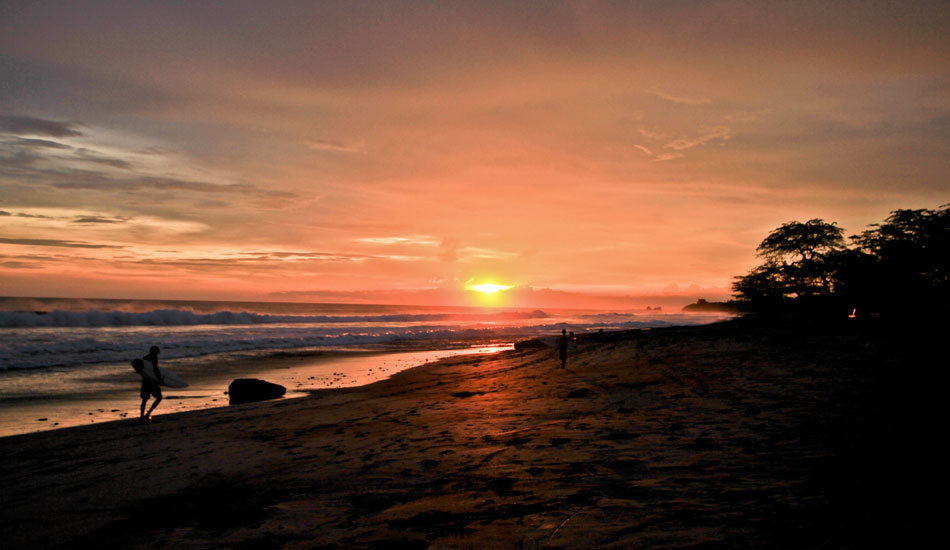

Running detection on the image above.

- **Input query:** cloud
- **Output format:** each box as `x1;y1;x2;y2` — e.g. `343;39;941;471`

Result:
3;137;72;149
638;127;662;141
126;248;420;271
72;215;126;224
74;148;134;169
633;145;653;156
50;175;257;195
647;90;711;106
664;126;732;151
357;235;440;246
306;139;363;154
14;212;54;219
0;115;83;138
459;246;519;261
0;260;45;269
0;237;122;249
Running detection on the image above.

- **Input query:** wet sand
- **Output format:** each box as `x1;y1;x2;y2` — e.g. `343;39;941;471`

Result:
0;316;941;549
0;345;511;437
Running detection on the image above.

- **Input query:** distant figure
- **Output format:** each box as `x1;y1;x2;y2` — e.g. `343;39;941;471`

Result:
556;329;570;368
139;345;164;421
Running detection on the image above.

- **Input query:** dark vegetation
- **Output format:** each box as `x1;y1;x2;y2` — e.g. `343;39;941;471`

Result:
689;204;948;318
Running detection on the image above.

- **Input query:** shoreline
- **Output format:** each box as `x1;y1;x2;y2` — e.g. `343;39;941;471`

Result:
1;316;939;548
0;344;512;438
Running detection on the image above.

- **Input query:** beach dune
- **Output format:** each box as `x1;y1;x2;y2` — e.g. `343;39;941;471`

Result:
0;317;939;549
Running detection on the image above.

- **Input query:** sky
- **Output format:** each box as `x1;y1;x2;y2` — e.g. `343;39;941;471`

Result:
1;1;948;308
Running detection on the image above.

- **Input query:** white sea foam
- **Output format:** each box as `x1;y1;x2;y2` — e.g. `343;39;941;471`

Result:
0;308;550;327
0;299;732;371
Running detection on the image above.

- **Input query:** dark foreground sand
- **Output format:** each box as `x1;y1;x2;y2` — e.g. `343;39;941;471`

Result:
0;316;942;549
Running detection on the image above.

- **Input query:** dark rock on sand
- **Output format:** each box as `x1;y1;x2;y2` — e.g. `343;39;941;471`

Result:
228;378;286;405
514;338;548;350
452;391;486;398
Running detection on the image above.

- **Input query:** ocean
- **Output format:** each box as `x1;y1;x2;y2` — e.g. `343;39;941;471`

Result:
0;297;730;372
0;297;732;435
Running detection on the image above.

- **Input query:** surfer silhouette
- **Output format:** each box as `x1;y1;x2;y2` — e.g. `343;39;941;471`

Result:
139;345;164;421
556;329;570;368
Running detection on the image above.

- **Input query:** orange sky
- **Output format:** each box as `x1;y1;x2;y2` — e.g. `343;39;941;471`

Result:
1;1;948;308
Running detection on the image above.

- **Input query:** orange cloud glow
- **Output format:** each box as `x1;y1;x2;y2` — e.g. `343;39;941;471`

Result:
1;2;947;307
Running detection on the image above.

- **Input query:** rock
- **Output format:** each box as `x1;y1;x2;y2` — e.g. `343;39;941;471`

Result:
567;388;591;398
514;338;547;350
452;391;486;398
228;378;286;405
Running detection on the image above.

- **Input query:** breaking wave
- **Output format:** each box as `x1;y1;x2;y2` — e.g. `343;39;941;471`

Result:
0;308;550;328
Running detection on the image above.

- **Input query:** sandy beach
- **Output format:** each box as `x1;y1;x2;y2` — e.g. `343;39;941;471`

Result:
0;316;940;549
0;346;513;438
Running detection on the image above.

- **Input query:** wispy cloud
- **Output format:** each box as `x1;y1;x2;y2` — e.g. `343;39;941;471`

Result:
0;237;122;249
357;235;440;246
50;175;255;194
664;126;732;151
647;90;711;106
74;148;134;170
654;152;685;162
306;139;364;154
4;137;72;149
0;115;83;138
72;215;127;224
1;208;209;237
458;246;519;261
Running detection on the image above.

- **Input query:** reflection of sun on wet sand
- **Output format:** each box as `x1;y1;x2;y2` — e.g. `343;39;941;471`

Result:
0;316;940;548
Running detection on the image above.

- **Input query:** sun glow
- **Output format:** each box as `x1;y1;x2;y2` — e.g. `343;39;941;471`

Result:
466;283;512;294
463;279;513;307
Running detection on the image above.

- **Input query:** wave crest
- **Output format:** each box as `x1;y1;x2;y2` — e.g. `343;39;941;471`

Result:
0;308;551;327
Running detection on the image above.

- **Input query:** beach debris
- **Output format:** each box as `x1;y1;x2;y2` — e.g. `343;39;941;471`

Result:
227;378;287;405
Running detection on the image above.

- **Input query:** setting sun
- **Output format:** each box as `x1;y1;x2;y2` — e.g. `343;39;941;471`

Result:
463;279;513;307
466;283;512;294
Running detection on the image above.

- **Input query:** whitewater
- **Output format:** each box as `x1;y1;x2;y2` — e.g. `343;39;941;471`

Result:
0;297;731;372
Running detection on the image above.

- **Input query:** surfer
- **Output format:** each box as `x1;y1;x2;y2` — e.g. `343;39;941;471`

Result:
556;329;569;368
139;346;164;421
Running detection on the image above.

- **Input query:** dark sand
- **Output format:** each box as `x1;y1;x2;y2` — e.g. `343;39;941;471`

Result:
0;316;941;549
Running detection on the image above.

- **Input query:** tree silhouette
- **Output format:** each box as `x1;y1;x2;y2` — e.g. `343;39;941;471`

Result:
736;219;845;300
731;206;948;316
851;205;949;312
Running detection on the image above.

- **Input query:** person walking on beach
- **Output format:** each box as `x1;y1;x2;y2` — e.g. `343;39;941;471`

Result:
556;329;570;368
139;345;164;421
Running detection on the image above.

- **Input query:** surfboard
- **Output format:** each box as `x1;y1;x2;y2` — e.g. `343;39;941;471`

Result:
131;359;189;388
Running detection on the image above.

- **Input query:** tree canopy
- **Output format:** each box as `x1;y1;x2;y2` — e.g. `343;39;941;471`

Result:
734;219;845;301
756;219;845;264
732;204;949;315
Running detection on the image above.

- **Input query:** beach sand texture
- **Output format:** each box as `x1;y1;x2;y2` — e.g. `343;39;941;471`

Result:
0;317;939;549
